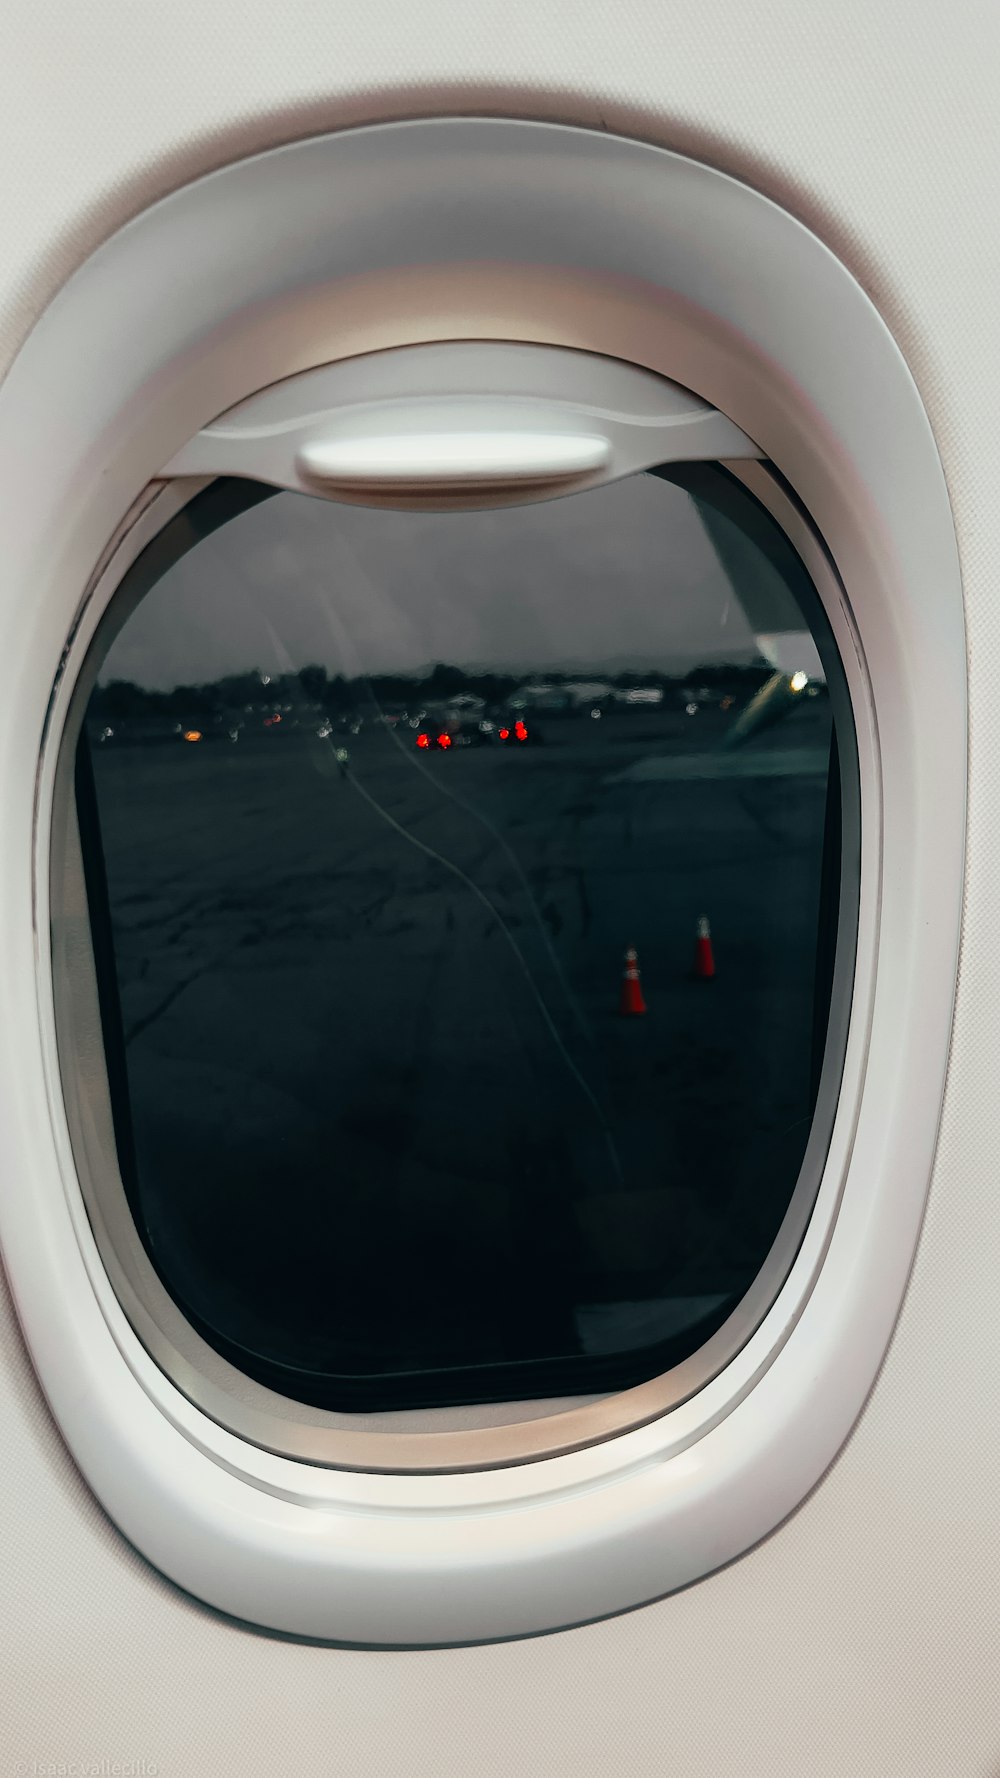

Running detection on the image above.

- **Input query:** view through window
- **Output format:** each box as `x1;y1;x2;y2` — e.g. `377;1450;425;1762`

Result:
74;470;844;1411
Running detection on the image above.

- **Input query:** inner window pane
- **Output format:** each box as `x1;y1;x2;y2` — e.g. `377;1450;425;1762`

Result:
75;471;842;1411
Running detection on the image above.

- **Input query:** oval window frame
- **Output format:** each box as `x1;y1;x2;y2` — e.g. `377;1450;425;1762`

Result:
49;454;860;1471
0;118;964;1643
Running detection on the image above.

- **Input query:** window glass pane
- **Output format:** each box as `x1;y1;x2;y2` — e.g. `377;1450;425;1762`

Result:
75;471;843;1411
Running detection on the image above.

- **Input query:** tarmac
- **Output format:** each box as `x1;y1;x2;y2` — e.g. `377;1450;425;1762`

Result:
90;697;836;1408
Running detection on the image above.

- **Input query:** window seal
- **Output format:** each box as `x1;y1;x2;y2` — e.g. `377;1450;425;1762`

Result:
51;462;859;1463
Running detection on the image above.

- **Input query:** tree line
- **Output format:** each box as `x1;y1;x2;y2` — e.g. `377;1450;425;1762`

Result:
90;659;777;722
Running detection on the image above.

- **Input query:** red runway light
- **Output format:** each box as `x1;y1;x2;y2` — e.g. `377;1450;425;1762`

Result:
437;732;452;749
499;727;510;740
515;721;528;742
416;733;430;749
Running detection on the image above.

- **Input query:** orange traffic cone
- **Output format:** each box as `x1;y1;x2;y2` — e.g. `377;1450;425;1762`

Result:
619;946;647;1016
694;915;715;980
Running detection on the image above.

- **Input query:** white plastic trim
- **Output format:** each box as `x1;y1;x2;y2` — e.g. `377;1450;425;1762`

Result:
0;119;964;1644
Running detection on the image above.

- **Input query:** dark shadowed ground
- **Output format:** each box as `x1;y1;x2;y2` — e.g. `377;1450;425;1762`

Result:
89;696;835;1409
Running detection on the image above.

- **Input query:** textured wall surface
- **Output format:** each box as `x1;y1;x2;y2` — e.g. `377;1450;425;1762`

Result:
2;4;999;1774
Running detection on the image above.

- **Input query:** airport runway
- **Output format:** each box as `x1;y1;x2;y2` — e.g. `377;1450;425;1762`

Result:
89;699;837;1407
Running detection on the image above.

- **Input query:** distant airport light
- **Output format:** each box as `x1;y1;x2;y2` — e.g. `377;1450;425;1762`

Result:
790;670;809;693
182;730;202;742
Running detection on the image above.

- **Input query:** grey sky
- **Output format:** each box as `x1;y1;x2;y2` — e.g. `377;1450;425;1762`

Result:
103;474;777;690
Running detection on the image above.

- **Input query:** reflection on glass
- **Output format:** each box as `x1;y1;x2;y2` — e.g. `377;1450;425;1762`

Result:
76;473;840;1410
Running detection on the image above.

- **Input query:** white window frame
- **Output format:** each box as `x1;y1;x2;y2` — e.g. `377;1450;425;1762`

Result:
0;118;964;1644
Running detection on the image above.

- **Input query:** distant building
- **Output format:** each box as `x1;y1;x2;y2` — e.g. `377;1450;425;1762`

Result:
510;680;616;712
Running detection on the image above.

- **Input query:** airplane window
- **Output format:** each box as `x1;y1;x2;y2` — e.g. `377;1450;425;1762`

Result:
67;467;850;1414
